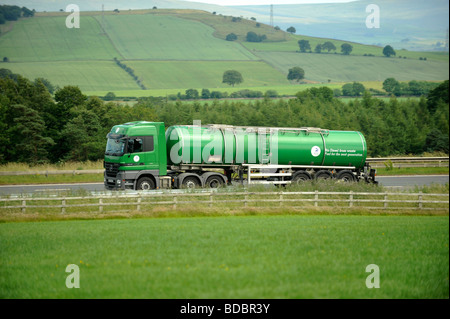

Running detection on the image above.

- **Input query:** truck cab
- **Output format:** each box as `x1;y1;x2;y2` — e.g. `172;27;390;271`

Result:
104;121;168;190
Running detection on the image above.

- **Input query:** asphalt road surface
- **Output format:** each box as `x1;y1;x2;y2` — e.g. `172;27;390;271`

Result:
0;175;448;196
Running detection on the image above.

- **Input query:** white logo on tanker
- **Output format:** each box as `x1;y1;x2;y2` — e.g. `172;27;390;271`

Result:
133;155;140;162
311;146;321;157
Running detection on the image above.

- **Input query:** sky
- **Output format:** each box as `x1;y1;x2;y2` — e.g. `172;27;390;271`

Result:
181;0;356;6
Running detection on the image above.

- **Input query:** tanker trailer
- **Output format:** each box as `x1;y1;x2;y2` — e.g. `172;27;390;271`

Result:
104;121;376;190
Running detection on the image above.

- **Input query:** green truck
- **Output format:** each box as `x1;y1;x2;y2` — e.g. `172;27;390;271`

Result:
104;121;377;190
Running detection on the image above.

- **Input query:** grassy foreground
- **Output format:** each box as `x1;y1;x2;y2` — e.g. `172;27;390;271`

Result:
0;215;448;298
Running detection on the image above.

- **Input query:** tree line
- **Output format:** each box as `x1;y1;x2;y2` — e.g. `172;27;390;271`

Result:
0;5;34;25
0;69;448;164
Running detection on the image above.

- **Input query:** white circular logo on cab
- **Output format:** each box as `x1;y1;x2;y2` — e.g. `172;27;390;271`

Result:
133;155;140;162
311;146;321;157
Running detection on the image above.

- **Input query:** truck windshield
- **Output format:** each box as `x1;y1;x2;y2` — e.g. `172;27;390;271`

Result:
105;138;126;156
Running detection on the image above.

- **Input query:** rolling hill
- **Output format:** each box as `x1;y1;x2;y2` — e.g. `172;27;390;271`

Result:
0;8;448;96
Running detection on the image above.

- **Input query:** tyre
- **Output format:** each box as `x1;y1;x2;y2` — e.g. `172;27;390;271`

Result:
337;170;355;182
206;176;224;188
292;171;311;184
136;177;155;190
314;170;333;180
181;176;200;189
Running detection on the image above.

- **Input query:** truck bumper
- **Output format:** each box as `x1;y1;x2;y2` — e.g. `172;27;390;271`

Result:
104;171;127;190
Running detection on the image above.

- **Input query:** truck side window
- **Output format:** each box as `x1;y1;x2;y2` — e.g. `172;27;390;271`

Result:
128;138;143;153
143;136;154;152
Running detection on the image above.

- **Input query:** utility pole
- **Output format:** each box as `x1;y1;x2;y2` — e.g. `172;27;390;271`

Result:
270;4;274;27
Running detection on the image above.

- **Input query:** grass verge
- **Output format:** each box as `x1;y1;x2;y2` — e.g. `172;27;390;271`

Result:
0;215;448;298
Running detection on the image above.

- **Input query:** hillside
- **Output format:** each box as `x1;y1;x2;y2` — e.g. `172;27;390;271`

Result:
0;9;448;95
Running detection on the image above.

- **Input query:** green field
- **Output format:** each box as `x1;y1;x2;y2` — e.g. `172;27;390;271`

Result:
126;60;289;89
0;9;448;94
4;61;140;91
256;51;450;83
0;215;448;298
101;14;258;61
0;16;118;62
244;34;450;62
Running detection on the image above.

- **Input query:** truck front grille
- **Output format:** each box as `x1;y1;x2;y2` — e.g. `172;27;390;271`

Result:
104;162;120;178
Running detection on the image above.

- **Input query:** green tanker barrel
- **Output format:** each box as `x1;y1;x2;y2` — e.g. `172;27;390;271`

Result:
165;125;367;169
323;131;367;169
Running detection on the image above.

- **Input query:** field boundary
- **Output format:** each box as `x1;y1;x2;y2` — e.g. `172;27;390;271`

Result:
1;191;448;215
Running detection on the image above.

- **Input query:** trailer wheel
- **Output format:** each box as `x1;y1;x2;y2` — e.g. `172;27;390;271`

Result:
182;176;200;189
292;172;311;184
136;177;155;190
206;176;224;188
337;170;355;182
315;170;333;180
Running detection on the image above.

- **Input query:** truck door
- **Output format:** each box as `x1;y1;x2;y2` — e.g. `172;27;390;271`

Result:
127;136;158;170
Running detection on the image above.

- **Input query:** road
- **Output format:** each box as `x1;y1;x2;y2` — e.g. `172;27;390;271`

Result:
0;175;448;196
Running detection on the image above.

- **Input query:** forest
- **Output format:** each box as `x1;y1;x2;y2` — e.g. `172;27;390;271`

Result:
0;69;448;164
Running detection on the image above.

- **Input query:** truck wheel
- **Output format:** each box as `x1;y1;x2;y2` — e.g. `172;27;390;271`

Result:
182;177;200;189
292;172;311;184
315;170;333;180
206;176;224;188
137;177;155;190
337;171;355;182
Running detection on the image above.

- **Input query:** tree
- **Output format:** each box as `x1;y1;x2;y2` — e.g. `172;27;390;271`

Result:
21;7;35;17
226;33;237;41
342;83;355;96
383;45;396;57
287;67;305;82
352;82;366;96
61;109;104;161
322;41;336;53
8;104;54;164
427;80;449;113
382;78;400;95
298;40;311;53
185;89;199;100
314;44;322;53
287;26;296;34
201;89;211;99
246;31;266;42
104;92;116;101
222;70;243;87
342;82;365;96
341;43;353;55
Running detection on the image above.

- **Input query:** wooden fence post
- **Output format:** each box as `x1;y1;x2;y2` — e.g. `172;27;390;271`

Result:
137;195;141;212
418;191;423;209
279;192;283;207
314;190;319;207
173;196;177;210
384;192;388;209
21;199;26;213
61;197;66;214
349;191;353;208
209;193;213;208
99;198;103;213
